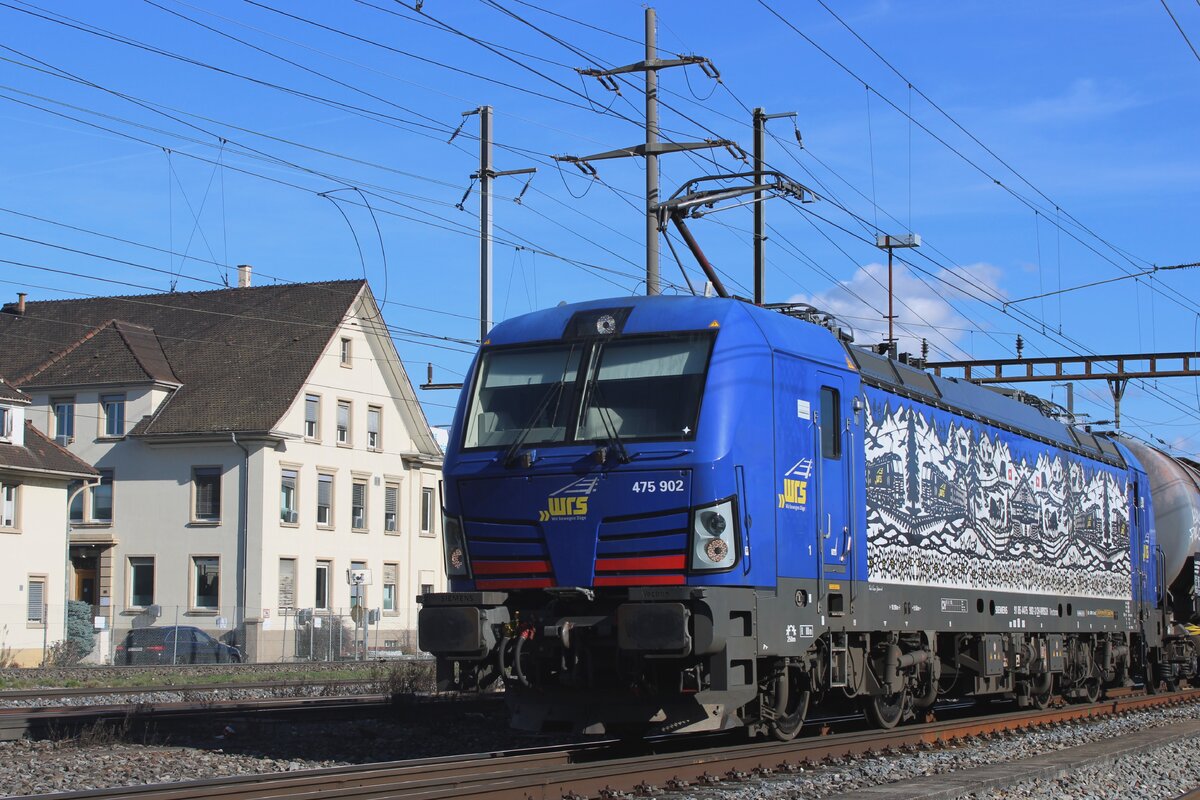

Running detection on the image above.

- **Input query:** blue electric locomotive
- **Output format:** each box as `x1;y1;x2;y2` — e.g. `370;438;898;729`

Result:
419;295;1198;737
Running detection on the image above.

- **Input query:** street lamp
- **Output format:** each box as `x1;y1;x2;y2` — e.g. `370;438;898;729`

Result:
875;233;921;355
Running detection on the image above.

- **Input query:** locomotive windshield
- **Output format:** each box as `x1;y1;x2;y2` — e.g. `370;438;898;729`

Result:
463;333;712;450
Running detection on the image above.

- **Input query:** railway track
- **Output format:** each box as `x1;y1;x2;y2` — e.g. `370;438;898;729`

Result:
0;677;381;702
16;688;1200;800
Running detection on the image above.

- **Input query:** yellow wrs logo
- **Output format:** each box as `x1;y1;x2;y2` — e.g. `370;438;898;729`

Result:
778;458;813;510
537;476;599;522
539;496;588;521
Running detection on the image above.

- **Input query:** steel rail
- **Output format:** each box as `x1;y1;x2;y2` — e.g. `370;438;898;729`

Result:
17;688;1200;800
0;678;382;701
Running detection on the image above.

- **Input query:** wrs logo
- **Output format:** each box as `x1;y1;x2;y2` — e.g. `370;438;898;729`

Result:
538;476;600;522
778;458;813;510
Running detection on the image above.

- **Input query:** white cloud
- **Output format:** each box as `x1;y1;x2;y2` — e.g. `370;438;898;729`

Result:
1010;78;1144;125
788;261;1007;360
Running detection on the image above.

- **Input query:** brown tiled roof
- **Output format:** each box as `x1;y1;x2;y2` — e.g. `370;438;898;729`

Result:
0;376;28;404
0;421;98;478
18;321;180;388
0;280;366;436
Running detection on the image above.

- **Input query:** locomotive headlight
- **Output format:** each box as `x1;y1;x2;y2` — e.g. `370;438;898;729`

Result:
691;497;738;571
702;510;727;536
443;513;471;578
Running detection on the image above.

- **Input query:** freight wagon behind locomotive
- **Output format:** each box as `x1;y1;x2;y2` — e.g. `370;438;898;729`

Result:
418;295;1200;737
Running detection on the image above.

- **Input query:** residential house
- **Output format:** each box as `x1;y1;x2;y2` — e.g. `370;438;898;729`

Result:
0;278;445;661
0;375;98;666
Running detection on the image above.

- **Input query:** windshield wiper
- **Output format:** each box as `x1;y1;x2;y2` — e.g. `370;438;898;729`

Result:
502;380;566;468
587;377;631;465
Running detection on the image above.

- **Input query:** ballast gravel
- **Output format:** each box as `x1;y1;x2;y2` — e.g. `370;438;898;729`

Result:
3;699;1199;798
673;702;1200;800
0;683;383;708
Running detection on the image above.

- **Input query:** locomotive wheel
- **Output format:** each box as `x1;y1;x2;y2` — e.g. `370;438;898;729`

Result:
1084;678;1101;703
1031;684;1054;709
864;690;908;729
770;689;810;742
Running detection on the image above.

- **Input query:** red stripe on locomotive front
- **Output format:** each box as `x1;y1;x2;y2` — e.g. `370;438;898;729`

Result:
593;575;686;587
471;560;552;575
475;577;555;589
595;555;687;572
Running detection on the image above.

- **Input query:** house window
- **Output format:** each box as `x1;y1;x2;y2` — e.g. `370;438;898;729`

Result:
383;563;398;612
420;487;434;536
129;557;154;607
27;576;45;624
317;473;333;527
304;394;321;439
53;397;74;443
315;560;331;610
192;556;220;609
192;467;221;522
336;401;351;445
420;583;434;596
351;480;367;530
93;470;114;522
0;407;10;439
340;337;352;366
350;560;367;608
367;406;381;451
280;469;298;524
0;482;16;529
101;394;125;437
384;483;399;533
278;558;296;612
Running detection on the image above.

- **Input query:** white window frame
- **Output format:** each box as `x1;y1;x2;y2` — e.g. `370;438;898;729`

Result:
382;562;398;613
191;466;222;524
314;559;332;610
190;555;220;611
304;394;321;440
0;482;17;530
367;406;381;451
316;472;334;529
351;479;368;531
336;400;352;446
420;487;435;537
340;337;352;367
278;557;296;612
27;575;46;626
280;467;299;525
52;396;74;444
0;407;10;441
100;394;125;438
349;560;367;608
128;556;155;609
384;482;399;534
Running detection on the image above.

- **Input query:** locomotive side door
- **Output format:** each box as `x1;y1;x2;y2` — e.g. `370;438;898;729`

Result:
816;372;852;613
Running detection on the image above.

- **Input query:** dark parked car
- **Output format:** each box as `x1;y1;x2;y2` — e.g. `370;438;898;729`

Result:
114;626;242;665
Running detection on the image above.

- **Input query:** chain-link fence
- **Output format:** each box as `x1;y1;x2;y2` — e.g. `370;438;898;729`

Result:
0;602;424;666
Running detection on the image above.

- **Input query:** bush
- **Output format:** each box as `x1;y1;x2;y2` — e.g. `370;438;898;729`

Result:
295;615;352;661
44;639;83;666
65;600;94;660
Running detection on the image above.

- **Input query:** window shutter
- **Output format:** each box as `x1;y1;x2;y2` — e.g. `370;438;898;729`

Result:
27;580;44;622
318;476;332;507
385;486;398;514
306;396;318;423
352;482;365;507
383;563;397;584
338;403;349;429
278;559;295;610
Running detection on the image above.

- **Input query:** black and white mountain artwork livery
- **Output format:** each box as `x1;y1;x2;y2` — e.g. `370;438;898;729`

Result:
863;394;1132;600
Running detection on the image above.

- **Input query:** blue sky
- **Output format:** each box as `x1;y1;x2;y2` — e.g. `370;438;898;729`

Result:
1;0;1198;449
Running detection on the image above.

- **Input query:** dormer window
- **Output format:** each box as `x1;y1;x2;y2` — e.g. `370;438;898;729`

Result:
0;407;9;440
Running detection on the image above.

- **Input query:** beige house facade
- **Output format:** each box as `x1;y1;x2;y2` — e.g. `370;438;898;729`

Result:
0;280;445;662
0;377;98;666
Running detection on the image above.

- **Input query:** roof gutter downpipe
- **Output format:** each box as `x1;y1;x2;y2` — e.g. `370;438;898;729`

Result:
231;433;250;633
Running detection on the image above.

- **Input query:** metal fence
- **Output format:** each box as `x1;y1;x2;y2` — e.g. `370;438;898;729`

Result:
0;603;424;666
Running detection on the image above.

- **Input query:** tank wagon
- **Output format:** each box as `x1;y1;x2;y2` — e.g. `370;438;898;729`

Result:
418;295;1200;737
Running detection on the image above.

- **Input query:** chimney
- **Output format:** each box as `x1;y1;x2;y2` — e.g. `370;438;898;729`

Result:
237;265;252;288
16;293;26;315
